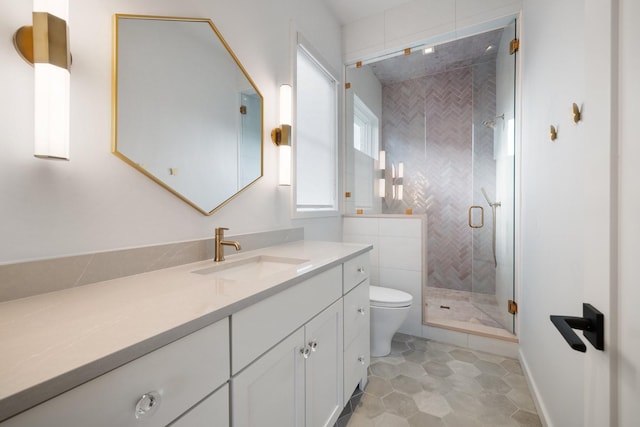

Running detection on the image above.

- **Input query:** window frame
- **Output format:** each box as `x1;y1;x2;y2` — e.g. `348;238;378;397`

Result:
353;94;379;159
292;35;340;219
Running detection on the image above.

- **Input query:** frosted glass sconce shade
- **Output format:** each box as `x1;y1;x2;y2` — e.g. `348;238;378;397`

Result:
14;0;71;160
378;150;386;170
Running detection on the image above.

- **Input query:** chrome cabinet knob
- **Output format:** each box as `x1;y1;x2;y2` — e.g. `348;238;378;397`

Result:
301;346;311;359
357;267;366;273
135;391;161;419
358;356;366;365
357;307;366;315
309;340;318;352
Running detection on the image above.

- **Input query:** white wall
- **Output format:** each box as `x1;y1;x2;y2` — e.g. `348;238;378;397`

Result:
519;0;626;425
0;0;343;264
342;0;522;63
518;0;587;425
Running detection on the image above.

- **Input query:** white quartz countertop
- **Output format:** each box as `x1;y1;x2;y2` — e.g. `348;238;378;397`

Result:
0;240;371;421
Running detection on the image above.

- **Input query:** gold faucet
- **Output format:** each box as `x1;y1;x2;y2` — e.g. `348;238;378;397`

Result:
214;227;241;262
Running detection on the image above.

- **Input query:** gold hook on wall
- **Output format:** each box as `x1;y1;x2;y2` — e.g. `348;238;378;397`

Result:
572;103;582;123
550;125;558;141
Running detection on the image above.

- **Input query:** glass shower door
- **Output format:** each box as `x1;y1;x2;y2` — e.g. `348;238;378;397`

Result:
471;19;517;334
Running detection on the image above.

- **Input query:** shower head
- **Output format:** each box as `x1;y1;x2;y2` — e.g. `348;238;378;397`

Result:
482;114;505;129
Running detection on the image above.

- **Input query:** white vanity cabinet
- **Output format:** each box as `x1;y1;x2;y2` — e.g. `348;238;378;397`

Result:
342;253;371;405
1;318;230;427
232;301;343;427
169;384;229;427
231;267;344;427
0;245;373;427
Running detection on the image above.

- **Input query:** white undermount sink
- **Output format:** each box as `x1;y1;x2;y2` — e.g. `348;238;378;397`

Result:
191;255;309;281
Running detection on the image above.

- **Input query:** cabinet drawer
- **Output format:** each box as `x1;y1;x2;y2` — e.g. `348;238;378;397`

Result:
2;318;230;427
232;266;342;374
169;383;229;427
343;331;369;406
343;253;370;293
343;279;370;348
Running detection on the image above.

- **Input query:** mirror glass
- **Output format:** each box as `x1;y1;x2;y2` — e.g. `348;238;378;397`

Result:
113;15;263;215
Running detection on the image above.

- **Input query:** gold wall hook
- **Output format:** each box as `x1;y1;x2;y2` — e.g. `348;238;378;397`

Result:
572;103;582;123
550;125;558;141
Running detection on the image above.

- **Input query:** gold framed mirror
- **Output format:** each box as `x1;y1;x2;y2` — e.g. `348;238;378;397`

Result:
112;14;263;215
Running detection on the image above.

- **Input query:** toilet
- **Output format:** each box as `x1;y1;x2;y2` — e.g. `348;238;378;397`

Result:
370;286;413;357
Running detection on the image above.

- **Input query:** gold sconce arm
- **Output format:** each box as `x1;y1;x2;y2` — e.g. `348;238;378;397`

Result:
14;12;70;70
271;124;291;146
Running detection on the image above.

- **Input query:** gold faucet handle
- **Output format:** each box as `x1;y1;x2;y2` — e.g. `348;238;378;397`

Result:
215;227;229;236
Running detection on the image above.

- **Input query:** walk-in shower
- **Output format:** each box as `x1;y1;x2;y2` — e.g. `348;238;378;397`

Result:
344;21;517;339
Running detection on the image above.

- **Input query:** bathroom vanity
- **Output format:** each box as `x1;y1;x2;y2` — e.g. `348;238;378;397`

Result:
0;241;371;426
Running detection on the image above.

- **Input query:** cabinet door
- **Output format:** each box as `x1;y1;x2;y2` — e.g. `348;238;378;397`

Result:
232;328;305;427
304;300;343;427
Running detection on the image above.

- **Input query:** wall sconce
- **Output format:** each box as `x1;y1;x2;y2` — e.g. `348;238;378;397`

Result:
14;0;71;160
390;162;404;200
378;178;386;198
395;162;404;200
381;161;405;201
378;150;386;170
271;84;292;186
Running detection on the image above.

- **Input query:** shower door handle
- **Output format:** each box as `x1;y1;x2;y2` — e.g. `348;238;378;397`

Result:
468;206;484;228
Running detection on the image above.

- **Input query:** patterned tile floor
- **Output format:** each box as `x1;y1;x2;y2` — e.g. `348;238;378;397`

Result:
337;334;541;427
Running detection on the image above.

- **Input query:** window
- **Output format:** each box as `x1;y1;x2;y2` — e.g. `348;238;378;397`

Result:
353;95;379;159
295;41;338;214
352;95;380;210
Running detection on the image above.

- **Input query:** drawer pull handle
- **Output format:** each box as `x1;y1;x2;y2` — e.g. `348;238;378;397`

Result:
357;307;366;315
135;391;161;419
301;346;311;359
357;267;366;273
358;356;366;365
309;340;318;352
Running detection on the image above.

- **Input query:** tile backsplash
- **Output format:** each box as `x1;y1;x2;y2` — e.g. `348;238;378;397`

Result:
0;227;304;302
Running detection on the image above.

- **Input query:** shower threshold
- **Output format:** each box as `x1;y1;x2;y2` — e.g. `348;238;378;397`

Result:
425;287;518;343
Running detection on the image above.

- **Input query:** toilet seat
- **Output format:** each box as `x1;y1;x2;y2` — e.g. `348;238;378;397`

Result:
370;286;412;308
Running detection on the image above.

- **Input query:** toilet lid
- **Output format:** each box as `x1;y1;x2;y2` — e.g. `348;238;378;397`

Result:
370;286;413;308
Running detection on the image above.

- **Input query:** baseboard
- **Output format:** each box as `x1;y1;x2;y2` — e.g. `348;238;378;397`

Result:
519;348;551;427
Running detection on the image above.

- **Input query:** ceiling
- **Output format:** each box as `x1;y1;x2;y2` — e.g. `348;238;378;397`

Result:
322;0;414;24
322;1;505;84
367;29;504;84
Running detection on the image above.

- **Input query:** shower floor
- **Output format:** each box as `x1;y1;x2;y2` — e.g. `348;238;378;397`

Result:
425;287;517;342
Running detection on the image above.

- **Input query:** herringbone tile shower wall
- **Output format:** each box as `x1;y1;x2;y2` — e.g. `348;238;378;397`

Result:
382;64;496;293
